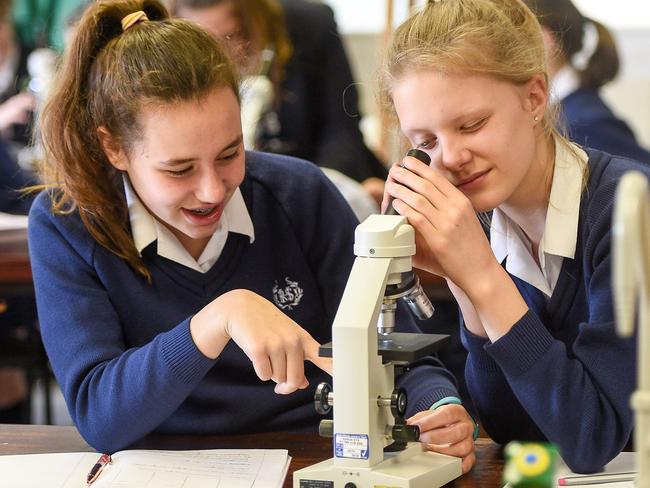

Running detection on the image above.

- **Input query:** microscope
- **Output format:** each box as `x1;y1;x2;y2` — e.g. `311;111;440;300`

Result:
293;150;462;488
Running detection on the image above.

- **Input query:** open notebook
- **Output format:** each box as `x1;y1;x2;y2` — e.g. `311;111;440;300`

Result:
0;448;291;488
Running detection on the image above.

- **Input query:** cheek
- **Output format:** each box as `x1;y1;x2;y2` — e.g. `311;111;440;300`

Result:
225;160;246;188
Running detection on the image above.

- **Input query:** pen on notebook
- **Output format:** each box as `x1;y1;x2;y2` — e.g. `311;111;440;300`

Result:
86;453;111;485
558;470;635;486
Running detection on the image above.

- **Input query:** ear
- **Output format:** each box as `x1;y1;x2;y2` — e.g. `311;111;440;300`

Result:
522;73;548;123
97;126;129;171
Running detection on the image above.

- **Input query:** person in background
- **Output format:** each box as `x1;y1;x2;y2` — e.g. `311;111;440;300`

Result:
0;1;36;421
29;0;476;470
524;0;650;163
0;133;35;423
381;0;637;473
0;0;35;150
171;0;387;205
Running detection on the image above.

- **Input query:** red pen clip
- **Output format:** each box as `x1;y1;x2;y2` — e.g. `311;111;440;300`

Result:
86;453;111;485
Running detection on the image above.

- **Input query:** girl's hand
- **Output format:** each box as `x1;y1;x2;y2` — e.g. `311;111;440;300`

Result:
190;289;332;394
407;404;477;474
0;92;35;131
383;155;498;293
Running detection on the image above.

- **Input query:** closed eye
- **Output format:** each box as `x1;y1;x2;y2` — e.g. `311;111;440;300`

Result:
166;167;192;177
219;148;241;161
461;117;488;132
417;138;437;150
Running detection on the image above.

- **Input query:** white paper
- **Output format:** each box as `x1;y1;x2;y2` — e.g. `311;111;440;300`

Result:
0;449;290;488
554;451;636;487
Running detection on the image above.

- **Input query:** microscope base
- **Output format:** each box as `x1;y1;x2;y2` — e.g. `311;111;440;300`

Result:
293;443;462;488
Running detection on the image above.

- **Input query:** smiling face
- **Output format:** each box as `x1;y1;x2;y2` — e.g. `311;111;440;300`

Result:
100;86;245;259
392;70;549;213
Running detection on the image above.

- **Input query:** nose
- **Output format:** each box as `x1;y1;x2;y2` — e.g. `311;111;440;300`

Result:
195;167;227;204
436;135;472;172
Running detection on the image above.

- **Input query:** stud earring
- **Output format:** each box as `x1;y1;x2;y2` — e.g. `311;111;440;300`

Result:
534;115;540;122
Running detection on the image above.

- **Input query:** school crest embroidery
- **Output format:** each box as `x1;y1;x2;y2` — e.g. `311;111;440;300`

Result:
272;277;304;310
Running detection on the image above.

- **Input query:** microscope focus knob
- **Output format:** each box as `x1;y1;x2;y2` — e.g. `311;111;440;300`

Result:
318;419;334;438
390;388;408;419
314;382;332;415
392;423;420;443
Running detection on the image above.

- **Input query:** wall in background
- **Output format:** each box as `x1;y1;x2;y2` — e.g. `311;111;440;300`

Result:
325;1;650;154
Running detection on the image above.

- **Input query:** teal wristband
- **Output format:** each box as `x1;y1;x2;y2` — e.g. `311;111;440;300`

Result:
429;396;480;441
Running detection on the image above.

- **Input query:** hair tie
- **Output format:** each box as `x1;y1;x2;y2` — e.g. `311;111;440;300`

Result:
121;11;149;32
571;21;599;72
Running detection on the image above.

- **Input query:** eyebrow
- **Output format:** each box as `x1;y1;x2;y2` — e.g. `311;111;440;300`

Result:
159;135;243;166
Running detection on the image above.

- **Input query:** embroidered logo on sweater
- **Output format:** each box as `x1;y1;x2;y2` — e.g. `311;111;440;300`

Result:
272;277;303;310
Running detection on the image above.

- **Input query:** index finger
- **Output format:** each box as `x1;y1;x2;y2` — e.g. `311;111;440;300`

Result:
407;404;466;431
303;338;333;375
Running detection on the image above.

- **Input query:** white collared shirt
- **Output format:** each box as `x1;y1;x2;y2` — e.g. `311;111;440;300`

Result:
550;65;580;105
124;177;255;273
490;140;587;297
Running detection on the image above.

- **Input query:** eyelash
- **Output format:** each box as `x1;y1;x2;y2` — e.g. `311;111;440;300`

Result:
166;168;192;177
416;118;488;150
462;118;488;132
165;149;240;177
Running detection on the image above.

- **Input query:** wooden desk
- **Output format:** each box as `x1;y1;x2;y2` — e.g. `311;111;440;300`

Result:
0;228;31;293
0;424;504;487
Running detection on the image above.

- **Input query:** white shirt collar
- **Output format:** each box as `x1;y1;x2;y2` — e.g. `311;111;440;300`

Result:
550;65;580;104
490;139;587;296
123;177;254;273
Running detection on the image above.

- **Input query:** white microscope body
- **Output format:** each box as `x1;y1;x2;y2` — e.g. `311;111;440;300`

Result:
293;214;462;488
613;170;650;488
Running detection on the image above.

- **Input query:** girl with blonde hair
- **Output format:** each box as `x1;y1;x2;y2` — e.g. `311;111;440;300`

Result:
382;0;640;473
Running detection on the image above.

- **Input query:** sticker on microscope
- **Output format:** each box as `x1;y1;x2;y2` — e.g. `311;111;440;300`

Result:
334;433;370;459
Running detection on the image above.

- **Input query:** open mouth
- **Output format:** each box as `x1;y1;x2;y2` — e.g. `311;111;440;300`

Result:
182;205;223;224
188;206;217;216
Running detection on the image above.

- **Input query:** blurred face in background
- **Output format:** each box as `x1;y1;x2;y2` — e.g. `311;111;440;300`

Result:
175;1;259;75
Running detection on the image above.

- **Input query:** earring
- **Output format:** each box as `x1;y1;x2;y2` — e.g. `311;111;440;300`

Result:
534;115;540;122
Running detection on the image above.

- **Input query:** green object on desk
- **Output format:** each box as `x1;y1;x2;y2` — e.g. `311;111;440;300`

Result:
503;441;559;488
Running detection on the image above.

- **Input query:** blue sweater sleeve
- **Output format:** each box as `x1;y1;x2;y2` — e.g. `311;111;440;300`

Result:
462;186;635;473
28;194;215;452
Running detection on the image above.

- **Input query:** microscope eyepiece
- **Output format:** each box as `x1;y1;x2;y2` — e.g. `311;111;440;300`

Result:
385;149;431;215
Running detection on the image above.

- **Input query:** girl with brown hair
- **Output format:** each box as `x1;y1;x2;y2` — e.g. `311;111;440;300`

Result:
28;0;475;463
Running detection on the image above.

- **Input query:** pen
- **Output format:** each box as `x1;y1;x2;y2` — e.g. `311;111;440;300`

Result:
558;471;635;486
86;453;111;485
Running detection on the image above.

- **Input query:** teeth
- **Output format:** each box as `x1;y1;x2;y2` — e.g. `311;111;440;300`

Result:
190;207;214;215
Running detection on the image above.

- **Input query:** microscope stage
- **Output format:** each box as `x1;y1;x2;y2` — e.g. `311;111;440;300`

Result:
319;332;450;362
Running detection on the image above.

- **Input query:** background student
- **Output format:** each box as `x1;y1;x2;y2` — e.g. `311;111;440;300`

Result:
28;0;476;471
524;0;650;163
170;0;387;204
381;0;637;473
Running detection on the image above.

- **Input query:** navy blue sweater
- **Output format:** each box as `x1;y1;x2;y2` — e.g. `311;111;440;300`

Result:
29;152;458;453
462;149;639;473
562;88;650;164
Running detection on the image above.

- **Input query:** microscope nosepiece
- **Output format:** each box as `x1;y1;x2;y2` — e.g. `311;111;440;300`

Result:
403;281;435;320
